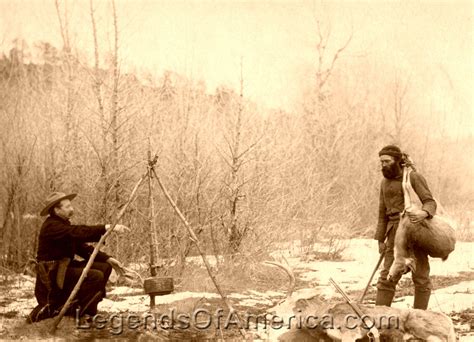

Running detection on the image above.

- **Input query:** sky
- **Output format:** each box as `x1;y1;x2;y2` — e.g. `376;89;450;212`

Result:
0;0;472;134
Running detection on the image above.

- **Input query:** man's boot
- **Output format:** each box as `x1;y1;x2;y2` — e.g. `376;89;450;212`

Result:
26;304;52;323
413;289;431;310
375;288;395;306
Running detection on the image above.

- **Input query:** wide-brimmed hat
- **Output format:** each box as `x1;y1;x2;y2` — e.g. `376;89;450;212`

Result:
40;192;77;216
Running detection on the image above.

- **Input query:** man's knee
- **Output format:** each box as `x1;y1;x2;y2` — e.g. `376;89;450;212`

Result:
86;269;104;285
380;246;395;279
412;270;432;291
92;262;112;280
412;250;431;290
103;262;112;279
377;277;398;291
412;274;432;291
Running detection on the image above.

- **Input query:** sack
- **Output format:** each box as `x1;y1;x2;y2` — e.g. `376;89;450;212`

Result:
403;167;456;259
404;217;455;259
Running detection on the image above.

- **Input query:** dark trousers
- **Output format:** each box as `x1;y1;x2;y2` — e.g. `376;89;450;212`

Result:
34;260;112;316
377;220;432;293
63;260;112;315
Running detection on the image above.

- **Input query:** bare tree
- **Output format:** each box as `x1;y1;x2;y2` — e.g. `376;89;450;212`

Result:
216;59;265;253
388;76;412;146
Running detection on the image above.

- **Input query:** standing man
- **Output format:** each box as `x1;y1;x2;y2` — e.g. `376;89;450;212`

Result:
375;145;436;310
28;192;129;323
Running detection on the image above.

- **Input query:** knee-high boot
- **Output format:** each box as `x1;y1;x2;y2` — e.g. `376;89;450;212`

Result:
413;289;431;310
375;288;395;306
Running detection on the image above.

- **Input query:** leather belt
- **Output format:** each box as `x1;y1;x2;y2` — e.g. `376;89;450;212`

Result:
388;213;401;221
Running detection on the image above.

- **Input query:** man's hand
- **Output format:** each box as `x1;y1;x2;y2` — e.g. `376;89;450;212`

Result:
106;257;125;276
378;241;386;254
406;209;428;224
105;224;130;234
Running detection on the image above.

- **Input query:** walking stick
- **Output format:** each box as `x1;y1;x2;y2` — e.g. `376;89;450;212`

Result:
358;223;394;303
358;251;385;303
51;172;148;332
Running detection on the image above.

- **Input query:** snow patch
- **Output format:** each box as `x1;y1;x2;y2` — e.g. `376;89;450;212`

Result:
100;291;220;312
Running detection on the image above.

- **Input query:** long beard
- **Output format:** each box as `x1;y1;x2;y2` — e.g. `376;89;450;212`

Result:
382;163;401;179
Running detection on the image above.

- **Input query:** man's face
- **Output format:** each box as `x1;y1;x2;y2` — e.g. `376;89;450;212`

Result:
380;155;401;179
54;199;74;220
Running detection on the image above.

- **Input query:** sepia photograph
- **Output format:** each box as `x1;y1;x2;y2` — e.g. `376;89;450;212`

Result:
0;0;472;340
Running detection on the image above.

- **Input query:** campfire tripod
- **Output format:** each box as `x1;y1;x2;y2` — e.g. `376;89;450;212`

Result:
50;149;247;337
142;150;172;308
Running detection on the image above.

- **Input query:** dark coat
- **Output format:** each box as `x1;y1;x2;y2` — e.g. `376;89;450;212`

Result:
36;214;110;262
33;214;111;313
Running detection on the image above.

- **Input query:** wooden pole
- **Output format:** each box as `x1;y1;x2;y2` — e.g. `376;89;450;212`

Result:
51;172;147;332
358;251;385;303
147;145;160;308
151;167;247;337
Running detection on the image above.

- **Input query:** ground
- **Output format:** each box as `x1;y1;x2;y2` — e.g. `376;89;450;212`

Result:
0;239;473;341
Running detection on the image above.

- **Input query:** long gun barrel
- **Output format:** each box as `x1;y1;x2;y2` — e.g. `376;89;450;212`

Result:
329;278;380;342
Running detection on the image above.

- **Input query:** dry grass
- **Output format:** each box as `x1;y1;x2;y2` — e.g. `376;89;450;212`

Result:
172;257;293;297
446;206;474;242
455;225;474;242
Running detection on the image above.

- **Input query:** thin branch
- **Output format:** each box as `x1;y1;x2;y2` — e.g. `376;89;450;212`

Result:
320;30;353;88
54;0;67;51
235;134;264;161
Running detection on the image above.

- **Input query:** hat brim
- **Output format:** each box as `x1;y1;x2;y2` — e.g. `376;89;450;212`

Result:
40;193;77;216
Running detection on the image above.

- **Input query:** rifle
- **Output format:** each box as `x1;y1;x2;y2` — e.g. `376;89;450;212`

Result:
329;277;380;342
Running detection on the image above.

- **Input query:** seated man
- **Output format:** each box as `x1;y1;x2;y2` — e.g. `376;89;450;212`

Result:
27;192;129;323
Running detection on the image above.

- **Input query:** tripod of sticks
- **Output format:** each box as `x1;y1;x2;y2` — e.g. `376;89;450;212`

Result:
50;151;247;337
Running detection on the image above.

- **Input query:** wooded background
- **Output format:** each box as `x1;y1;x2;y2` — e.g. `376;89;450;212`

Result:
1;1;472;276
